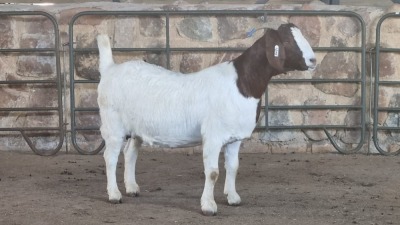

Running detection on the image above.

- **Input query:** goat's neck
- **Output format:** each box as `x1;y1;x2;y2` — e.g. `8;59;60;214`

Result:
233;37;280;99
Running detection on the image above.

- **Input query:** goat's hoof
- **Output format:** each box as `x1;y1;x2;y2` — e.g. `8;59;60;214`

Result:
127;192;139;197
227;193;241;206
109;198;122;204
108;189;123;204
108;190;123;204
202;210;217;216
228;201;241;206
201;199;217;216
126;184;140;197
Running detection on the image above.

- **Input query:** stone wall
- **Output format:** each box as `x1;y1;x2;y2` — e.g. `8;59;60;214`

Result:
1;1;400;154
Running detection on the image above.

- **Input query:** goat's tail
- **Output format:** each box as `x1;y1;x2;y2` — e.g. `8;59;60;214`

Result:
97;34;114;75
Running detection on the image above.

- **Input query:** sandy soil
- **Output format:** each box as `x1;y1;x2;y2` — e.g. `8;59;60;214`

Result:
1;150;400;225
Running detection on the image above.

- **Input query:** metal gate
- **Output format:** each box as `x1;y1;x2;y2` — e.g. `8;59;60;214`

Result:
0;11;64;156
69;10;366;155
373;12;400;155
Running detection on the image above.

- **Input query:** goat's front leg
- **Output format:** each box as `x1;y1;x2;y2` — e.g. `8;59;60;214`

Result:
224;141;241;206
123;138;141;197
201;140;222;216
104;136;124;203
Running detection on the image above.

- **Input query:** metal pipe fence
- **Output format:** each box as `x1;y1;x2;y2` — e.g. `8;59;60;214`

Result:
0;9;377;155
0;11;64;156
373;12;400;156
69;10;366;155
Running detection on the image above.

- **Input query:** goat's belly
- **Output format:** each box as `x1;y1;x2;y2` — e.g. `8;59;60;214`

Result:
139;133;202;148
145;137;202;148
129;122;203;148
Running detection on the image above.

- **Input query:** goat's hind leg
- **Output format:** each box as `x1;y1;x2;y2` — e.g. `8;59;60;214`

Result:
123;137;141;197
224;141;241;206
103;135;124;204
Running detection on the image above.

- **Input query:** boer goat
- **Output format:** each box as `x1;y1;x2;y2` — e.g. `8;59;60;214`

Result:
96;23;316;216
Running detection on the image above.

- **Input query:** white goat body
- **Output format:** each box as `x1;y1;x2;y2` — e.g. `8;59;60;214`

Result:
98;60;258;148
96;23;316;216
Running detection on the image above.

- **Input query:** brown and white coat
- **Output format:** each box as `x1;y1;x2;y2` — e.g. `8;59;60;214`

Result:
96;23;316;216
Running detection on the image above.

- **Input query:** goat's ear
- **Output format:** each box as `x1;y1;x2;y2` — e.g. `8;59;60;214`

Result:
264;29;286;73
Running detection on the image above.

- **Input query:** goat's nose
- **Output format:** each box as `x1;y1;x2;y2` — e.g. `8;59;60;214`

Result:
307;57;317;71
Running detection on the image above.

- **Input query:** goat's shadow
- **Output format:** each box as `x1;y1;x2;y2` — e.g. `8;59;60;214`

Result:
86;190;241;216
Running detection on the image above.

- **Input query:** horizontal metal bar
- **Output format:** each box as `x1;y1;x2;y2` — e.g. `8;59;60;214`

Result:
168;47;362;52
70;9;365;18
73;105;362;112
0;80;57;85
74;80;100;84
73;106;363;113
73;78;362;84
0;11;57;16
265;105;362;110
378;48;400;53
313;47;362;52
73;46;361;53
0;107;59;112
0;48;56;53
377;81;400;85
270;78;362;83
0;127;61;131
377;107;400;112
376;126;400;131
260;125;363;130
74;107;99;112
74;47;168;53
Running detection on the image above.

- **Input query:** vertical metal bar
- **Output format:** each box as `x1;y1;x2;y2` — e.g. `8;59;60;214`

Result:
165;12;171;70
68;15;77;153
62;43;70;154
264;88;269;131
367;48;375;154
373;14;384;154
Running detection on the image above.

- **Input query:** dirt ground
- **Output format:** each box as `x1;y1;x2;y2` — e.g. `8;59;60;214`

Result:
1;150;400;225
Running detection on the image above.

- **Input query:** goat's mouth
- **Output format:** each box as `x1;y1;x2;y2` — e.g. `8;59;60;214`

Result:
308;65;316;71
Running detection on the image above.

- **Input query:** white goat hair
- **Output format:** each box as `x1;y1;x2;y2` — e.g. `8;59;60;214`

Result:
96;23;316;216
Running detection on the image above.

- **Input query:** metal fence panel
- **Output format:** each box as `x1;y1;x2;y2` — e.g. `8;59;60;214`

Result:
373;12;400;155
0;11;64;156
68;10;366;154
